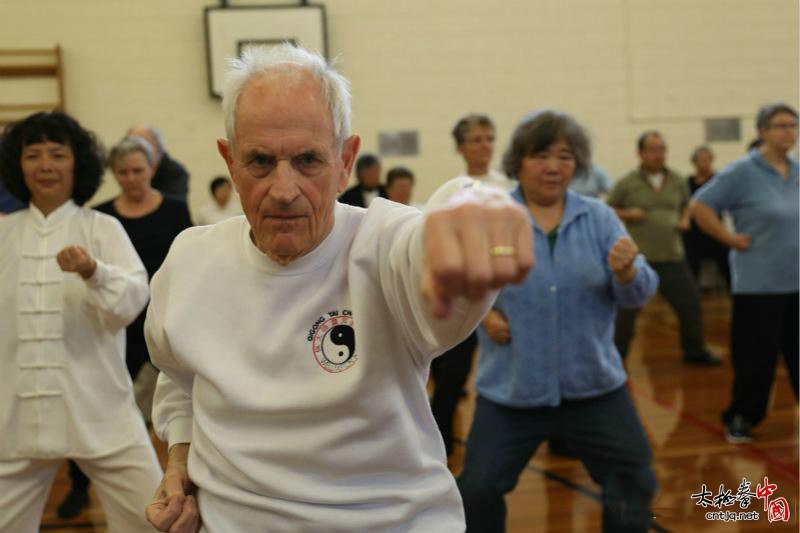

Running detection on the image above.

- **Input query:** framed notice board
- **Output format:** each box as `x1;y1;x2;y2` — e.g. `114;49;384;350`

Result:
204;4;328;99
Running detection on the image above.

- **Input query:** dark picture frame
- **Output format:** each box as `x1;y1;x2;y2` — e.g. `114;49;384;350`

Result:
204;4;328;99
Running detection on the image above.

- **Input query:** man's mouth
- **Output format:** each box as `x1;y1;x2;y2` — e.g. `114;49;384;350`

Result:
267;213;304;219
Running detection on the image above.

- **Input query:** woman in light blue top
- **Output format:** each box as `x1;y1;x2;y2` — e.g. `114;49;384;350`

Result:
457;109;659;533
690;102;799;444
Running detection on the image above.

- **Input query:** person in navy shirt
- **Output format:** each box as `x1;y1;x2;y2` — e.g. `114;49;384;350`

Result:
690;102;799;444
458;109;659;532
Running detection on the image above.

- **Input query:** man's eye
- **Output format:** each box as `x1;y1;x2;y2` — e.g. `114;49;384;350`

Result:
299;154;317;164
295;154;320;167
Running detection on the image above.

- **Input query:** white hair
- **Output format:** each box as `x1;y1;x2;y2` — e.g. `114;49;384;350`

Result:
221;43;352;148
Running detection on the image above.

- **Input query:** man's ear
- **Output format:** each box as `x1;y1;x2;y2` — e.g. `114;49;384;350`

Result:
217;138;238;191
338;135;361;193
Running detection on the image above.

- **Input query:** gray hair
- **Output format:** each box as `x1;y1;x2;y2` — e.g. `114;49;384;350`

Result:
221;43;352;149
451;113;495;146
108;136;156;170
502;109;591;178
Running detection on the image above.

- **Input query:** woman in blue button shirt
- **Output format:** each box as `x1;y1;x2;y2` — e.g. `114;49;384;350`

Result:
457;109;659;533
690;102;799;444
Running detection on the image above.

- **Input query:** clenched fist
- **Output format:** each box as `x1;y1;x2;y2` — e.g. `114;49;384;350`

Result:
56;245;97;280
421;186;534;319
482;309;511;344
607;236;638;285
146;444;201;533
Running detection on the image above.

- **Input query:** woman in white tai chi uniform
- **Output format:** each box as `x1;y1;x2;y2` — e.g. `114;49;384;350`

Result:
0;111;162;532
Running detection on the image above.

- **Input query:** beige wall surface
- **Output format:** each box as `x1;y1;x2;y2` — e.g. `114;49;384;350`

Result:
1;0;797;211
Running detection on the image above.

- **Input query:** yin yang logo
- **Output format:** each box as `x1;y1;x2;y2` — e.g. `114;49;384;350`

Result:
322;325;355;364
310;311;357;373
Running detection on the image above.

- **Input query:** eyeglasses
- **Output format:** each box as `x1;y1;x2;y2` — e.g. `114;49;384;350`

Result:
767;122;799;130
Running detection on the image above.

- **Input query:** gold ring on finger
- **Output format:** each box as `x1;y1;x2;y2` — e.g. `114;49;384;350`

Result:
489;245;515;257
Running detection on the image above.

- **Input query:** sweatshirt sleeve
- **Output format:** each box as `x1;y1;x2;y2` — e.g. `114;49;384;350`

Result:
374;178;499;366
84;214;149;331
145;246;194;447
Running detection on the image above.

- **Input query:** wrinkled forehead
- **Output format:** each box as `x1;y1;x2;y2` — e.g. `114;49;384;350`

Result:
234;68;335;141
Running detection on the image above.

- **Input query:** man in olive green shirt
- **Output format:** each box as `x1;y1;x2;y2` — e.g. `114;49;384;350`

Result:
608;131;719;365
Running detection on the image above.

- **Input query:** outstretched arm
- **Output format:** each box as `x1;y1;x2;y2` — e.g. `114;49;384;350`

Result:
421;182;533;318
376;179;533;362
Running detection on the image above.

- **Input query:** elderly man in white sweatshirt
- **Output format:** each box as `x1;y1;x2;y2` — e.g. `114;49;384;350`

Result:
144;43;534;533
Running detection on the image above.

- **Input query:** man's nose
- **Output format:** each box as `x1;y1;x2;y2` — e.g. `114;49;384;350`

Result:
268;161;301;203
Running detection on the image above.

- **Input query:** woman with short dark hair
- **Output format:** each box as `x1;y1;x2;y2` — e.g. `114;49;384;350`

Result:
458;109;659;532
0;112;161;531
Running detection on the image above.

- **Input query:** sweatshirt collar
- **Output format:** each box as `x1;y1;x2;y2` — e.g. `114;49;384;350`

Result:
241;202;346;276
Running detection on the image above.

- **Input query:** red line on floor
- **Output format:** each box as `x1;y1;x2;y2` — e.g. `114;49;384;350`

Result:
628;381;798;485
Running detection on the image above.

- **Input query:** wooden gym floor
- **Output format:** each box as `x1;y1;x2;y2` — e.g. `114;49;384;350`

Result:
39;293;798;532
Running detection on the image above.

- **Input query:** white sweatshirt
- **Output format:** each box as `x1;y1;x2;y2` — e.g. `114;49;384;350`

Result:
194;198;243;226
146;180;496;532
459;169;517;192
0;201;151;459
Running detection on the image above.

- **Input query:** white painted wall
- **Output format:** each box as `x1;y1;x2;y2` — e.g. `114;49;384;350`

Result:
1;0;797;211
